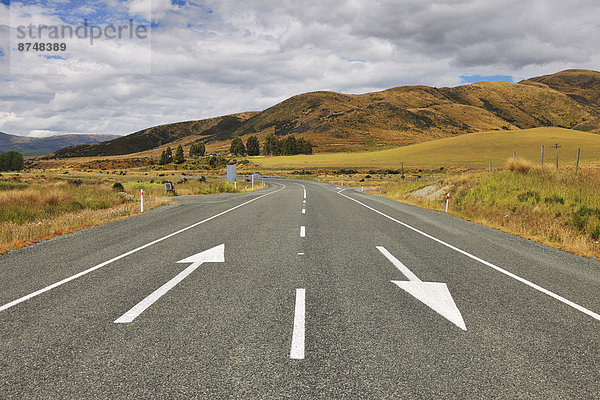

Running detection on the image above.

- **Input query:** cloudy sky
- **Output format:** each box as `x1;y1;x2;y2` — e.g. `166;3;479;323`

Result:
0;0;599;137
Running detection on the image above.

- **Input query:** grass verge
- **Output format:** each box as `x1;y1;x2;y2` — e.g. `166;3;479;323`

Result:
0;173;262;254
367;160;600;258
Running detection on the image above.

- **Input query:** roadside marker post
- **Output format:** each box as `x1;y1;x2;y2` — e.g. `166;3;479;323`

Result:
576;148;580;173
445;193;449;213
140;189;144;213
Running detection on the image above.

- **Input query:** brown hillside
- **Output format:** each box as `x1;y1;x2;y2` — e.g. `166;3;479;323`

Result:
521;69;600;111
224;80;598;152
52;69;600;158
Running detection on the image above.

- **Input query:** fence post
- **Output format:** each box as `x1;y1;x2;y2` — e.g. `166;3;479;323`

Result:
576;148;580;173
513;151;516;161
489;162;492;172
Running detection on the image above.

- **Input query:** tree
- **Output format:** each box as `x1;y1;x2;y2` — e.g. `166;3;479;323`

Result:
174;144;185;164
246;136;260;156
159;147;173;165
229;137;246;156
0;151;24;171
189;142;205;157
263;133;280;156
297;137;313;154
281;135;298;155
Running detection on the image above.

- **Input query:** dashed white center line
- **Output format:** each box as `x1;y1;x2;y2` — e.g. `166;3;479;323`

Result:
302;209;306;214
300;226;305;237
303;188;306;199
290;288;306;359
298;252;304;256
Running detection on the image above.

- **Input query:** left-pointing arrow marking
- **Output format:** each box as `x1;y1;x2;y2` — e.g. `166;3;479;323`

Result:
114;244;225;323
377;246;466;331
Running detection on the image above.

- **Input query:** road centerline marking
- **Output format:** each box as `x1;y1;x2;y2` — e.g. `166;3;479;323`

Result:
290;288;305;360
0;184;285;313
300;226;306;237
302;209;306;214
338;191;600;323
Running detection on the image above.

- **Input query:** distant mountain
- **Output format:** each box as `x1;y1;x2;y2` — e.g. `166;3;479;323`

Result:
0;132;120;156
52;69;600;157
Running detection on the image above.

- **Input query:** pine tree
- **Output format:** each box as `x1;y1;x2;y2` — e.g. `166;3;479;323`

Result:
189;143;206;157
281;135;297;155
229;138;246;156
174;145;185;164
263;133;280;156
246;136;260;156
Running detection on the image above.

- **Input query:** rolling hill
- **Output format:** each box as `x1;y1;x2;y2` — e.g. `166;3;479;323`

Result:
52;69;600;158
0;132;120;156
250;127;600;170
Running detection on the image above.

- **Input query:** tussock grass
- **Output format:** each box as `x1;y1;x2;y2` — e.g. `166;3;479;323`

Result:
0;173;263;254
372;166;600;258
0;177;170;254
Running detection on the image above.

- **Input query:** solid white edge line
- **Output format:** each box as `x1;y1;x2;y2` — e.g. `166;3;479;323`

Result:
300;226;305;237
115;261;202;323
338;191;600;322
0;184;286;313
290;288;306;359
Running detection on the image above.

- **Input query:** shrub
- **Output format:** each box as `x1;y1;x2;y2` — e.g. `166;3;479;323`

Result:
517;190;540;204
544;195;564;205
112;182;125;192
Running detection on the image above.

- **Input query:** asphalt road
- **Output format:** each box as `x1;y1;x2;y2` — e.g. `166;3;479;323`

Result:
1;179;599;399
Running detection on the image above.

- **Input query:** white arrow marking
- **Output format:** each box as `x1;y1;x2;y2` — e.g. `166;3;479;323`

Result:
377;246;466;331
114;244;225;323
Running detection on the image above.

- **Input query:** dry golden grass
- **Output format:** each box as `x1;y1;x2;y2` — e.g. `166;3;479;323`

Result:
0;172;261;254
250;127;600;170
367;164;600;258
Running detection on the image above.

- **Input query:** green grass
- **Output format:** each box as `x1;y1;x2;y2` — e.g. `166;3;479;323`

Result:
250;127;600;170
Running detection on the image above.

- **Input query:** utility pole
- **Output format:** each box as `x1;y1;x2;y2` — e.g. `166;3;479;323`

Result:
554;143;561;171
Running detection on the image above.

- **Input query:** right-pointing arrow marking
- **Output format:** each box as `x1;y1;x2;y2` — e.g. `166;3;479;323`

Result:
377;246;466;331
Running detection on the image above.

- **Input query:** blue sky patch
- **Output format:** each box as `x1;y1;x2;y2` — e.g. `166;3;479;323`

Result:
1;0;9;6
460;75;514;84
0;49;4;57
43;55;67;60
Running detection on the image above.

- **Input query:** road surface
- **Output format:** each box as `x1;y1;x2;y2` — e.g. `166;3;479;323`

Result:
1;179;599;398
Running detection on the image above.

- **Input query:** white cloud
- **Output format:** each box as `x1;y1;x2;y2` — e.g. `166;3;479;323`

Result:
0;0;599;137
